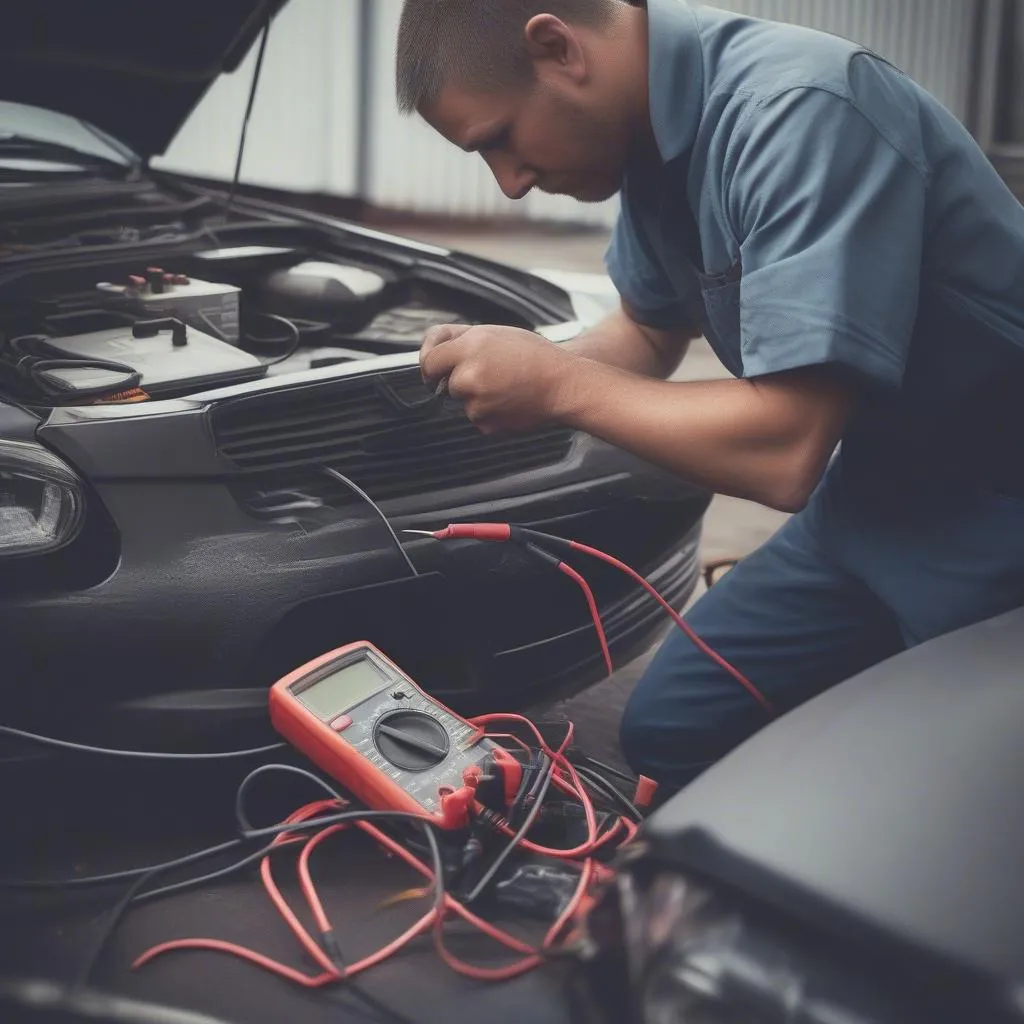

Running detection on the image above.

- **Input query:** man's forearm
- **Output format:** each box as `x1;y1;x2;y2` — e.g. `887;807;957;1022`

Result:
550;358;851;513
561;307;690;379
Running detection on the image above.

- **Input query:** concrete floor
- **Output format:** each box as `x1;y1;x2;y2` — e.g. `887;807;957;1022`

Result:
394;219;791;767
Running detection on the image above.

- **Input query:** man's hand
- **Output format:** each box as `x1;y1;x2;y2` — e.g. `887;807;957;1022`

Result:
420;324;576;433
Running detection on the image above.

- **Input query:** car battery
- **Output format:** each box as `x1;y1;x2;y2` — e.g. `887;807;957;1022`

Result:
35;321;266;397
97;268;241;343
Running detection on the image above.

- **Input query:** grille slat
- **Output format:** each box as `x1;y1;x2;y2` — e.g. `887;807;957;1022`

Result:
221;424;559;472
219;414;479;462
212;368;573;509
216;391;383;440
246;436;569;495
237;434;570;487
222;435;364;466
321;440;570;488
218;404;379;446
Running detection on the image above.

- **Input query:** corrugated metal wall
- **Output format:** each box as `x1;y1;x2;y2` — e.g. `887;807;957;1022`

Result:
156;0;981;227
1004;0;1024;143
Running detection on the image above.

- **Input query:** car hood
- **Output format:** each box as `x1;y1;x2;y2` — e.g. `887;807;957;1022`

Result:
0;0;288;159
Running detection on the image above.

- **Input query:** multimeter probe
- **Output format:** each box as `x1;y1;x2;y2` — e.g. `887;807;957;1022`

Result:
0;526;772;1000
407;521;776;714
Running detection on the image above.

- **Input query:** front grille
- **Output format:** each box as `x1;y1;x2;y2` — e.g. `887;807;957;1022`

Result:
211;367;574;508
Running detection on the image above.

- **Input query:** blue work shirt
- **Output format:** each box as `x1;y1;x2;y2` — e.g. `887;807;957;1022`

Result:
606;0;1024;503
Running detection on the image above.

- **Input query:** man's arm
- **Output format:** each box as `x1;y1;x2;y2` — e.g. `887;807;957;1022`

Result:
549;357;856;513
420;325;856;513
560;301;698;379
555;80;923;510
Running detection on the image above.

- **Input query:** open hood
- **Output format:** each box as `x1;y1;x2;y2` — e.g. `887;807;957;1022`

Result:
0;0;288;159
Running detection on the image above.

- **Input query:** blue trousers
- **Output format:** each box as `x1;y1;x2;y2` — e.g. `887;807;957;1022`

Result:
620;457;1024;792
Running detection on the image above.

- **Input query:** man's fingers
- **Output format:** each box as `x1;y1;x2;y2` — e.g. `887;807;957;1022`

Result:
422;323;469;351
421;329;477;385
443;360;478;402
420;323;473;379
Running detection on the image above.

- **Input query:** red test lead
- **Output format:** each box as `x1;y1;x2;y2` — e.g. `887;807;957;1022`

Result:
405;522;775;716
404;523;512;542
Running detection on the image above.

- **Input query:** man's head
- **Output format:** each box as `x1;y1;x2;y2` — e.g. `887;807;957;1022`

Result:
396;1;650;204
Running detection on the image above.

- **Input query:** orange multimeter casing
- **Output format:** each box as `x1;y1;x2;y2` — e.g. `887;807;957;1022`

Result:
269;641;521;829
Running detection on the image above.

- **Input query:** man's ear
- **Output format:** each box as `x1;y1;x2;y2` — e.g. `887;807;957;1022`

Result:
523;14;588;82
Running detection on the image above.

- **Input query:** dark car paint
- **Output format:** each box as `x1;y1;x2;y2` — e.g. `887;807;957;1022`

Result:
641;605;1024;1023
1;402;706;750
0;401;39;440
0;1;287;158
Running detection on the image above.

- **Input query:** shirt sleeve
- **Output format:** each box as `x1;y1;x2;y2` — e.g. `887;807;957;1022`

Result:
604;181;695;331
724;83;928;390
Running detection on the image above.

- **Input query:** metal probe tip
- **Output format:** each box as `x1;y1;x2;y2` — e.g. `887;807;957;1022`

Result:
402;530;438;537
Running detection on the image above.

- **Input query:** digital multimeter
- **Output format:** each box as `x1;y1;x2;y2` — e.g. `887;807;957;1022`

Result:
269;642;521;828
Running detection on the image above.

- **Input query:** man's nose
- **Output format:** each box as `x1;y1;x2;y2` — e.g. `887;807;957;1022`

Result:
487;156;536;200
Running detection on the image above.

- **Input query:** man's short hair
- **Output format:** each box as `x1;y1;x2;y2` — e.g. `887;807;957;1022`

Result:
396;0;618;114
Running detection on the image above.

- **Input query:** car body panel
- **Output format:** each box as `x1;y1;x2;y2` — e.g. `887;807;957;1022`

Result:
645;605;1024;1014
0;2;287;158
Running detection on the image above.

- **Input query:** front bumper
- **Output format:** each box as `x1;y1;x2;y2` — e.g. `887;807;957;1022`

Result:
0;416;707;753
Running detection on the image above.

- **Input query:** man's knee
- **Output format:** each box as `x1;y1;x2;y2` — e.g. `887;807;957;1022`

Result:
618;644;768;791
619;695;716;794
618;678;660;774
618;665;710;790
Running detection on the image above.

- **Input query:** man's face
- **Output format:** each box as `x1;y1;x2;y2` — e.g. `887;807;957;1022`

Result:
421;77;631;204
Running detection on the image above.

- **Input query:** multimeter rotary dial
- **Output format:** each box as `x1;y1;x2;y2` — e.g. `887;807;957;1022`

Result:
373;709;451;772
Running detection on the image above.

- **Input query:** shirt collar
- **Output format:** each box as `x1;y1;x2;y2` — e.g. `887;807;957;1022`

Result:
644;0;706;164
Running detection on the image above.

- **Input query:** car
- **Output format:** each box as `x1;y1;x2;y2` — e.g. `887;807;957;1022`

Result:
568;604;1024;1024
0;1;709;759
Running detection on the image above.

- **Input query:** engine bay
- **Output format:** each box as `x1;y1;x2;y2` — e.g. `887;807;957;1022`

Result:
0;187;550;409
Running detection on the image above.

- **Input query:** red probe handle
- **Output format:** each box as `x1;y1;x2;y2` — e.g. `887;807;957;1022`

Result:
490;746;524;807
430;523;511;541
438;783;478;829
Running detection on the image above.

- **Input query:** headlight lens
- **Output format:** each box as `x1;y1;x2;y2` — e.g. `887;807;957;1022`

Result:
613;867;914;1024
621;872;762;1024
0;440;85;556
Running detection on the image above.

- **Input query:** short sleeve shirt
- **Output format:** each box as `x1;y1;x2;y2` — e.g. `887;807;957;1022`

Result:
606;0;1024;497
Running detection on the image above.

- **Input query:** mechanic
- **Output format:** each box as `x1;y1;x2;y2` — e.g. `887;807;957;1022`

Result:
396;0;1024;795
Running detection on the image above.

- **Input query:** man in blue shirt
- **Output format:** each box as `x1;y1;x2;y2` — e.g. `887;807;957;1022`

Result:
397;0;1024;793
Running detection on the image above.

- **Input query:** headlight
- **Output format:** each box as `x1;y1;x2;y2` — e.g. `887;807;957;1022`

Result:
572;863;916;1024
627;873;773;1024
0;440;85;556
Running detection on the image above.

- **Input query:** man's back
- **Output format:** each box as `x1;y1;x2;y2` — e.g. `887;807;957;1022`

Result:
695;3;1024;343
696;3;1024;312
609;0;1024;498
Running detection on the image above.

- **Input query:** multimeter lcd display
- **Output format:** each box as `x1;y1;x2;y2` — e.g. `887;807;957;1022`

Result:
295;658;388;720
